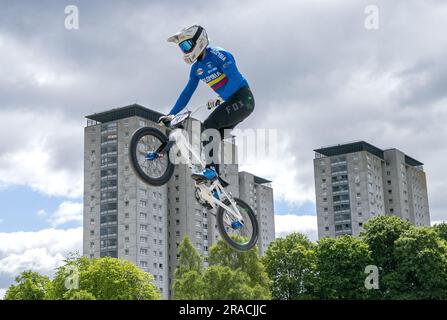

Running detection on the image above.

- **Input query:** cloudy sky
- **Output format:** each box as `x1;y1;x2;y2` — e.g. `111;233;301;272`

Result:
1;0;446;297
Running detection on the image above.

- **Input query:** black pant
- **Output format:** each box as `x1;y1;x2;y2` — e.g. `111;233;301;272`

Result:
202;86;255;172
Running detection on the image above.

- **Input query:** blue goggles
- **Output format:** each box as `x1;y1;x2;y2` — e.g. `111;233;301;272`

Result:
179;39;194;53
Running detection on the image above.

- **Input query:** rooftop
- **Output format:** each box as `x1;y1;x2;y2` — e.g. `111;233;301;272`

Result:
240;171;272;185
86;104;164;124
314;140;423;167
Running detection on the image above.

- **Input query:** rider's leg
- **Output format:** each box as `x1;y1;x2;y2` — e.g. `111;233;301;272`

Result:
202;86;255;170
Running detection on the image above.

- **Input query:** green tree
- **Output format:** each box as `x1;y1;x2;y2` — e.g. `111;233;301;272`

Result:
433;222;447;243
172;270;205;300
361;215;420;299
4;271;51;300
391;227;447;299
201;266;268;300
315;236;372;299
173;236;270;300
174;235;203;278
209;237;270;291
361;215;412;274
63;289;96;300
262;233;316;300
49;254;160;300
47;253;92;299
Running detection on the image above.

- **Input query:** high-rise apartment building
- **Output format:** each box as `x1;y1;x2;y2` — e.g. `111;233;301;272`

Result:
83;104;275;299
313;141;430;239
239;172;275;256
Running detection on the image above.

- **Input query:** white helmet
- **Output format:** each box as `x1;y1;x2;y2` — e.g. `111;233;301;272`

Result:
167;25;209;65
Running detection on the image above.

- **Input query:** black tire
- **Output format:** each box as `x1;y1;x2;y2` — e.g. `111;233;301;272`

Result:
129;127;174;186
217;197;259;251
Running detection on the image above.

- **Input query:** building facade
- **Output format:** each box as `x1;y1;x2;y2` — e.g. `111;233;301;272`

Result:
313;141;430;239
83;104;275;299
239;172;275;256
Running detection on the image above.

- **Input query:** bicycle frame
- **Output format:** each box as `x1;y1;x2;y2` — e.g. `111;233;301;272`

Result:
160;108;245;223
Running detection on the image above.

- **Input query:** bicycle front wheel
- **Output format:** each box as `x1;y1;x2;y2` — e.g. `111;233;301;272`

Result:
129;127;174;186
216;198;259;251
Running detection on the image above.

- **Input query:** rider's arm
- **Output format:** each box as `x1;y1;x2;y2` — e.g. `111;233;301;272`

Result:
169;68;199;115
212;49;245;101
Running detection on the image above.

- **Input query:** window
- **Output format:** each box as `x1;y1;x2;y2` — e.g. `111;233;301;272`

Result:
125;249;129;256
90;230;94;236
140;224;147;231
140;212;147;219
125;237;129;243
175;231;180;237
140;261;148;268
125;225;129;231
175;219;180;226
325;226;329;231
140;248;148;255
174;174;179;181
140;236;147;243
140;200;147;207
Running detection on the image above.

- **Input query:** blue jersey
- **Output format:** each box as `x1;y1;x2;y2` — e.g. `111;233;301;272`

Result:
169;46;249;115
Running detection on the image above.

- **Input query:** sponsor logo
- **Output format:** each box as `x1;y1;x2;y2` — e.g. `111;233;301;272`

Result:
197;68;204;75
205;72;222;82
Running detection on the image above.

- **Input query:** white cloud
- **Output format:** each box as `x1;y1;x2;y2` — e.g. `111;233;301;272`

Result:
47;201;83;227
0;110;83;199
274;214;318;242
0;227;82;279
431;220;447;226
0;288;6;300
37;209;46;217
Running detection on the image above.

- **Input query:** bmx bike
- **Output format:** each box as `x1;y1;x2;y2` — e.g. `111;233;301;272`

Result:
129;105;258;251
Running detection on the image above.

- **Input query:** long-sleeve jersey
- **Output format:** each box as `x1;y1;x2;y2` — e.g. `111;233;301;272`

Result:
169;46;249;115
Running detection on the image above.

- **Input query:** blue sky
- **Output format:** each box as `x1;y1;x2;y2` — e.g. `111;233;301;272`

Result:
0;187;78;232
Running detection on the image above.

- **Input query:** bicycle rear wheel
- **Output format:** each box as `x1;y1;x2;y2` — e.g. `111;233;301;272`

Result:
217;198;259;251
129;127;174;186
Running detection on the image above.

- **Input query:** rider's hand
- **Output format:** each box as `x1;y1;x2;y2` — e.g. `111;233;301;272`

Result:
158;114;174;125
207;98;223;110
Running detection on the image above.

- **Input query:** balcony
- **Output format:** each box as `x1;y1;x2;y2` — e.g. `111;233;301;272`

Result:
100;162;117;169
331;180;348;186
335;229;352;236
100;198;117;204
333;209;350;214
100;140;117;146
332;170;348;176
332;190;349;196
333;199;350;205
331;161;347;166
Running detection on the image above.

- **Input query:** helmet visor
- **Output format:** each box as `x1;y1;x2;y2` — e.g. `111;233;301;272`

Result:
179;39;194;53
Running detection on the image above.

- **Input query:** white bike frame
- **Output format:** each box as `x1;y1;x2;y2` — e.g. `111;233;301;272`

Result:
165;107;244;223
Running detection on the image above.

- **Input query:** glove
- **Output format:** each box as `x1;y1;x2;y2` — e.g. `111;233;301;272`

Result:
207;98;223;110
158;114;174;125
